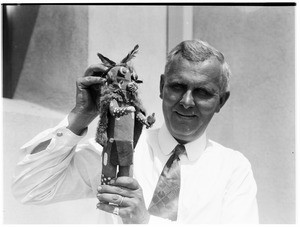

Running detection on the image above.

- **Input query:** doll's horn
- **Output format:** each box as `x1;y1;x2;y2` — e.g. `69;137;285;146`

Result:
97;53;116;67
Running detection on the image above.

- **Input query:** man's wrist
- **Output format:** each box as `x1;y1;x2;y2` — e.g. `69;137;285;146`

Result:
67;108;96;135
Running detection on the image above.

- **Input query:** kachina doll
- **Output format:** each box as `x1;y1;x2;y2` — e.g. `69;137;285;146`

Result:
90;45;155;185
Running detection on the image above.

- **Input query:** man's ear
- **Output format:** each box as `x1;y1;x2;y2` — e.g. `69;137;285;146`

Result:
216;91;230;113
159;74;165;99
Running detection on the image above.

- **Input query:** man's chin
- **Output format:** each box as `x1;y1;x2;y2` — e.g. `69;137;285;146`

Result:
170;127;200;144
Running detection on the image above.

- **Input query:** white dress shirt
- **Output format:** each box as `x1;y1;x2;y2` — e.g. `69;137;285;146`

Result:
12;116;259;224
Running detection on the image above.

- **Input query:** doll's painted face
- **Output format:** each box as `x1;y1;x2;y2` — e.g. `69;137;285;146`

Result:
107;65;139;93
118;66;131;90
117;66;138;93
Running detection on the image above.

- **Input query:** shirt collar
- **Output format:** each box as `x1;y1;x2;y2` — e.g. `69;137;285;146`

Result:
158;124;207;162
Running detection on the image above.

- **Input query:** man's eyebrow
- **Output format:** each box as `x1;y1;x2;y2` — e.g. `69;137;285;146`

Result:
168;80;185;84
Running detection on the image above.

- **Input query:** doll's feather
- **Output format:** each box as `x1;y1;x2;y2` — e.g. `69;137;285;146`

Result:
121;45;139;64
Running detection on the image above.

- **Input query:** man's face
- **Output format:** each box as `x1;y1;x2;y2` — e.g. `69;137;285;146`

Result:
160;56;229;144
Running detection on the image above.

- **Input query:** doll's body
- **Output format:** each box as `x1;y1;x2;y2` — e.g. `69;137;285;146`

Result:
91;46;155;185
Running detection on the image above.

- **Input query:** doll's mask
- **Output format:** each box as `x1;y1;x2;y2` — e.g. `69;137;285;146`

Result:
107;66;138;92
97;45;143;92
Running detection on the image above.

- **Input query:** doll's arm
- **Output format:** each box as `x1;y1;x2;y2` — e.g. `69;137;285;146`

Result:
136;112;155;129
109;100;135;118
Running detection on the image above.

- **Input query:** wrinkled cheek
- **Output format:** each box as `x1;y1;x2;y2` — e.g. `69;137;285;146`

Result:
162;99;173;115
197;99;219;115
162;93;178;121
163;91;181;105
162;95;179;115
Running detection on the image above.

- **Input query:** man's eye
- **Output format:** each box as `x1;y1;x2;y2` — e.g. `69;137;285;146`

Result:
194;88;214;98
169;83;185;90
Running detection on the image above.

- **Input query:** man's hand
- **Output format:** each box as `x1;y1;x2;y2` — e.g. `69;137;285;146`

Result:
67;64;107;135
146;113;156;129
97;177;150;224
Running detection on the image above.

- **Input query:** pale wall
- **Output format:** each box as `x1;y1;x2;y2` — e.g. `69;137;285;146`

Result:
88;6;166;126
193;6;295;224
14;5;89;113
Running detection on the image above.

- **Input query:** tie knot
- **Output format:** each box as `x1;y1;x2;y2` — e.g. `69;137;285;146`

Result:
173;144;186;159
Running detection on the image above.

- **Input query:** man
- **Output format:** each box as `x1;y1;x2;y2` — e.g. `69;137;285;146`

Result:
12;40;259;224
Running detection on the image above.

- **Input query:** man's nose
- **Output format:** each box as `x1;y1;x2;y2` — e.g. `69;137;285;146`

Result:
180;90;195;109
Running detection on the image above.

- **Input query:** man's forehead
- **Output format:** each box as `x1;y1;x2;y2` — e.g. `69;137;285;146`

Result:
167;56;222;78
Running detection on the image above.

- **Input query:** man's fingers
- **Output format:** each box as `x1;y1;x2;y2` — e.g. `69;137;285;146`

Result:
110;177;140;190
84;63;109;77
97;203;132;219
97;185;134;198
97;203;117;214
77;76;106;89
96;177;149;223
97;193;130;207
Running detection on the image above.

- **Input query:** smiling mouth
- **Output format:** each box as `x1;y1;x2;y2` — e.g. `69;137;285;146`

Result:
175;111;197;119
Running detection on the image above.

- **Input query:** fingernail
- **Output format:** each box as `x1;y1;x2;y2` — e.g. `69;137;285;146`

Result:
98;186;102;191
110;179;116;184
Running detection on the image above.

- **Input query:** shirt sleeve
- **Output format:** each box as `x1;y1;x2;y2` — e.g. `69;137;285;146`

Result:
11;116;102;205
221;153;259;224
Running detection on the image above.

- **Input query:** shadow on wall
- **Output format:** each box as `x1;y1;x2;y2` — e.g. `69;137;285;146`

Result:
3;5;40;98
3;5;89;113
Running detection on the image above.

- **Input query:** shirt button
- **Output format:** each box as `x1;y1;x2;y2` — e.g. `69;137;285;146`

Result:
57;132;63;137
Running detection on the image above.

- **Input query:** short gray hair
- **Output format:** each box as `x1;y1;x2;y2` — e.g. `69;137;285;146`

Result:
165;40;231;94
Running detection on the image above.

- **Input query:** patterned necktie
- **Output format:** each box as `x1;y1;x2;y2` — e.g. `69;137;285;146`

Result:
148;144;186;221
